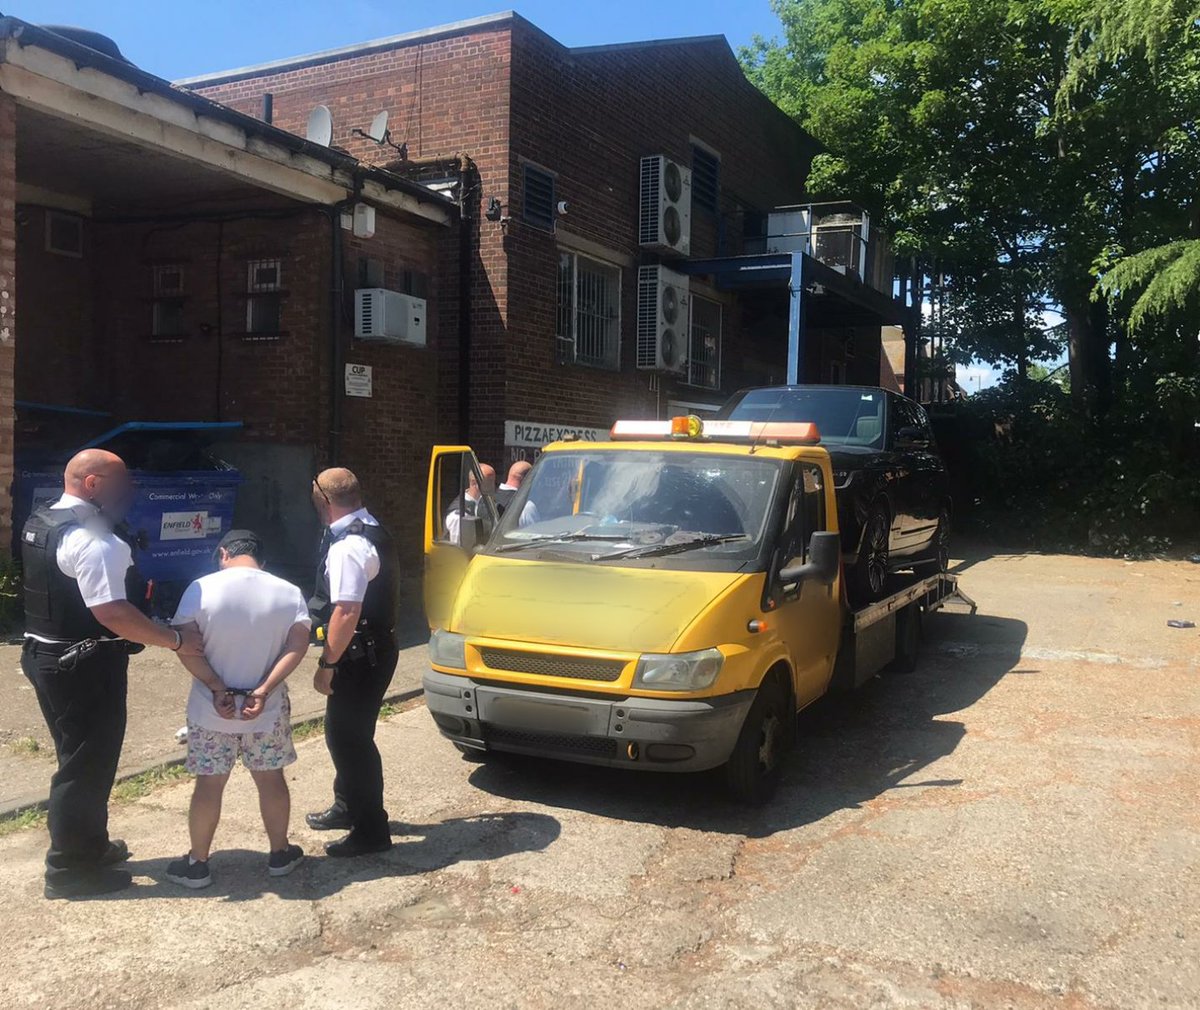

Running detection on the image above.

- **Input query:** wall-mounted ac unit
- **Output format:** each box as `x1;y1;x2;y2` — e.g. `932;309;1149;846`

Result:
639;155;691;257
636;264;689;374
354;288;426;345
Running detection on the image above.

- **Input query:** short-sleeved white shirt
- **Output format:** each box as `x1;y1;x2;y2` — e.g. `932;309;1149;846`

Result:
50;494;132;609
171;566;311;732
325;508;381;604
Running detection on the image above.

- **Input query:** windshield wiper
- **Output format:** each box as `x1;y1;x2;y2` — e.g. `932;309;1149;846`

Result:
493;532;628;554
592;534;748;561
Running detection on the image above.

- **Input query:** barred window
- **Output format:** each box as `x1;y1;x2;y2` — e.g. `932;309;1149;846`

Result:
691;144;720;214
556;251;621;370
688;294;722;389
246;259;282;336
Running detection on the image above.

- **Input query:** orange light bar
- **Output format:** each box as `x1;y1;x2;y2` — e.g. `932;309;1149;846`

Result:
610;420;673;440
610;418;821;445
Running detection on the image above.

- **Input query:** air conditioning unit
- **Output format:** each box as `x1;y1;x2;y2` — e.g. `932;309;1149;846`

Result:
639;155;691;257
354;288;426;345
636;264;689;374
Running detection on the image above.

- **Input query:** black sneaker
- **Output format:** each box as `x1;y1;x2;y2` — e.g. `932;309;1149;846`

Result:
99;839;131;866
267;844;304;877
325;832;393;858
44;868;132;900
305;806;353;831
165;854;212;889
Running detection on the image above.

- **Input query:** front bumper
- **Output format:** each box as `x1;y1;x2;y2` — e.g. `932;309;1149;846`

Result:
424;669;754;773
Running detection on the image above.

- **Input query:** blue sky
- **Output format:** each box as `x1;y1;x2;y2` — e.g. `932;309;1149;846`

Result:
19;1;784;80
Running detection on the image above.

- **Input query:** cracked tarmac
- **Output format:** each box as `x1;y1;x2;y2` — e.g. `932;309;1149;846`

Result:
0;549;1197;1008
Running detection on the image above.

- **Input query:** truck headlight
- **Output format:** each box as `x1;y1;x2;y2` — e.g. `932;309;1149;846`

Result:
633;648;724;691
429;629;467;669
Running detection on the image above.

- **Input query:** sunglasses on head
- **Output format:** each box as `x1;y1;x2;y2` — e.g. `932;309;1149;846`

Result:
313;476;331;504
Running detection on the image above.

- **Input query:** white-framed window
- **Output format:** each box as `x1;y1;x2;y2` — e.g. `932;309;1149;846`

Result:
151;264;186;340
556;250;621;370
688;293;722;389
45;211;84;257
246;258;282;336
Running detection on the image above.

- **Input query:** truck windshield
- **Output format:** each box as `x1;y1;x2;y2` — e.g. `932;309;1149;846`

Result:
719;387;885;447
489;450;783;565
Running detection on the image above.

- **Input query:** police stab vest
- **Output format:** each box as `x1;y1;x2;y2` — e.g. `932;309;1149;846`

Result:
309;518;399;637
494;486;517;515
22;506;144;642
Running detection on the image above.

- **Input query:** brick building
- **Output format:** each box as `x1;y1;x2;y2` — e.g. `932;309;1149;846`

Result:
184;12;906;473
3;19;457;588
1;13;908;593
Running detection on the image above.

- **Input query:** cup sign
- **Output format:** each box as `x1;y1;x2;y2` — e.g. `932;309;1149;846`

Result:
345;363;373;398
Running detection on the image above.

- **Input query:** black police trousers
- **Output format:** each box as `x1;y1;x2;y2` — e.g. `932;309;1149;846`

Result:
21;639;128;884
324;642;399;840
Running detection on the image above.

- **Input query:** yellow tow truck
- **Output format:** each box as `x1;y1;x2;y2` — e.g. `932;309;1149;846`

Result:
422;415;974;801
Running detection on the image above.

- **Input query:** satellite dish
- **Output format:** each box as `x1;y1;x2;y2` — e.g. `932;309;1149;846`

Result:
367;110;389;143
305;105;333;147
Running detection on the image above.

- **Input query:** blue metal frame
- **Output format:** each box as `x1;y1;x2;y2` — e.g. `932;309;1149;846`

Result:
674;252;808;383
80;421;243;450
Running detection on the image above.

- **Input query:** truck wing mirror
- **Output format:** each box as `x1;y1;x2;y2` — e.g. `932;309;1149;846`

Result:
778;531;840;587
459;514;481;553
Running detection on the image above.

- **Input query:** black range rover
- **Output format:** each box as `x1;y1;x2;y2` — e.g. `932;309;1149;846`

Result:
717;385;952;603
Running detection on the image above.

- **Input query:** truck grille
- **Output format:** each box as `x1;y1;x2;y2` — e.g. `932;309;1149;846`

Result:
478;647;625;683
485;725;618;759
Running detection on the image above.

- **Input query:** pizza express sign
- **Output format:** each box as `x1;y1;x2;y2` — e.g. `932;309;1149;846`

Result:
504;420;610;449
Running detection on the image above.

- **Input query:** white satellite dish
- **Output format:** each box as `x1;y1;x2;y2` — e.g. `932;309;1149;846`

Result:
306;105;333;147
367;110;389;143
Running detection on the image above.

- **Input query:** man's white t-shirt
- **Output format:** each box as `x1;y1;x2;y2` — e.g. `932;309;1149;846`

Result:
171;567;310;733
325;508;381;603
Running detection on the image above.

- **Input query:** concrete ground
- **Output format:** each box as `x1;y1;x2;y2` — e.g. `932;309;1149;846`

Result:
0;548;1197;1009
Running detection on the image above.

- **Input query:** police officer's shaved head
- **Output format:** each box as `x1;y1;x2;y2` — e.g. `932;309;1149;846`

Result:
64;449;124;492
505;461;532;487
64;449;130;506
314;467;363;510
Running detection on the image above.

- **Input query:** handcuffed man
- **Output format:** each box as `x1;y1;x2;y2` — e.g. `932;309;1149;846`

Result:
165;530;311;889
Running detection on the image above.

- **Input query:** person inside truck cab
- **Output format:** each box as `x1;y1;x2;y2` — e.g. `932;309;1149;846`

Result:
445;462;496;545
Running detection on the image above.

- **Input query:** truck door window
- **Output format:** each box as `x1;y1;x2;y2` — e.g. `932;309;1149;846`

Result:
432;451;496;546
781;463;827;565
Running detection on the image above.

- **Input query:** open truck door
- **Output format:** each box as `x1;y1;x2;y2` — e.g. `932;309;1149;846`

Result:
424;446;499;630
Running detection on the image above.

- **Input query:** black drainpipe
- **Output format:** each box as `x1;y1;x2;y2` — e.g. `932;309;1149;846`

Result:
457;158;477;443
328;181;360;465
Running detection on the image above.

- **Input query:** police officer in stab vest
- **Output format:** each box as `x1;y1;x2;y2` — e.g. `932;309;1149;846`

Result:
306;467;400;856
21;449;204;899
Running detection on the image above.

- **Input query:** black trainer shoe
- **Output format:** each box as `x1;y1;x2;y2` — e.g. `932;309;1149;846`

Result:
305;806;353;831
44;868;132;900
165;854;212;889
267;844;304;877
325;832;392;858
99;839;131;866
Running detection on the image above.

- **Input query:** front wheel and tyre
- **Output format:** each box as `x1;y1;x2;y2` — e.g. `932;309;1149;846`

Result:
723;678;791;804
850;503;891;604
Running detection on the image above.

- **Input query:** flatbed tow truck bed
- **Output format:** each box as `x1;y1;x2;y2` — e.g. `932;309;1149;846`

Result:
832;571;977;691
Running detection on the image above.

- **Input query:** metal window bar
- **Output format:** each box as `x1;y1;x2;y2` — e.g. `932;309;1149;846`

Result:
688;295;721;389
556;253;575;363
574;257;618;369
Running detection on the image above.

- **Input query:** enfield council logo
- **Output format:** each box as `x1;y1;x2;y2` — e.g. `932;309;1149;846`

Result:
160;511;219;540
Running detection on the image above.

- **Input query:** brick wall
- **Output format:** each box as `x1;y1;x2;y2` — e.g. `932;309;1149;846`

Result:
0;94;14;545
15;195;449;571
184;14;837;479
502;22;820;446
190;24;513;464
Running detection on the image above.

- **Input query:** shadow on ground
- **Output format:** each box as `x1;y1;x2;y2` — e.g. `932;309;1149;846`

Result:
465;610;1027;839
99;811;560;902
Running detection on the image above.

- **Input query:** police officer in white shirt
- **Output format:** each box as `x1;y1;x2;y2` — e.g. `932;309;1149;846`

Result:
20;449;204;899
444;462;496;545
306;467;400;856
495;460;540;528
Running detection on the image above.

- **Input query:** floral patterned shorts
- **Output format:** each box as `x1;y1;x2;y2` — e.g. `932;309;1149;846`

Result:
186;702;297;776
